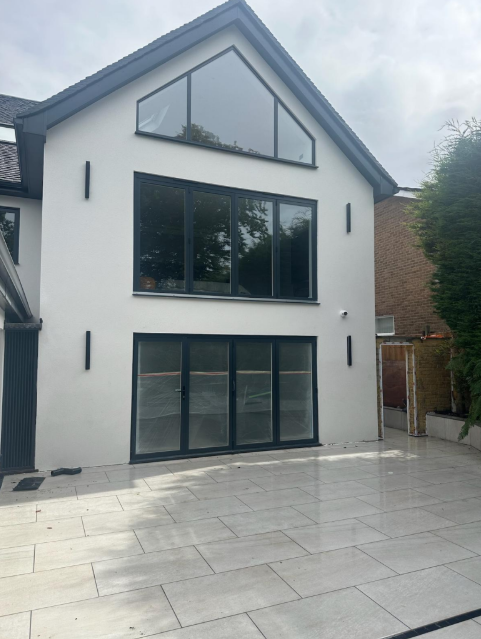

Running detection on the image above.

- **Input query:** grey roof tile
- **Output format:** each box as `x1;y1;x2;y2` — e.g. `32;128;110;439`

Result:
0;142;21;184
0;94;38;126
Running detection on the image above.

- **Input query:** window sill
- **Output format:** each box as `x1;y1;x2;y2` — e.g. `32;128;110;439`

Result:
133;291;320;304
135;131;318;169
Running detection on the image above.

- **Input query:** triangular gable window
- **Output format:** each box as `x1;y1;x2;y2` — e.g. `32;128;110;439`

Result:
137;48;315;165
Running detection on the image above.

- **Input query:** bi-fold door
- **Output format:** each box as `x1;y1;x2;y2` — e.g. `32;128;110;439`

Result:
131;334;317;461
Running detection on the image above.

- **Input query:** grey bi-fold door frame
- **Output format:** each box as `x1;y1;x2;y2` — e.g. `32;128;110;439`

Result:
131;333;318;462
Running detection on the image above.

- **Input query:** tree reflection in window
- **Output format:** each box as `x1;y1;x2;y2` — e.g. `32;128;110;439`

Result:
280;204;312;298
193;191;231;294
0;209;16;261
238;198;273;297
137;49;314;165
191;51;274;156
139;184;186;291
136;177;316;300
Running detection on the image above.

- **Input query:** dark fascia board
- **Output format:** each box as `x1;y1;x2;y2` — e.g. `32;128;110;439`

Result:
0;232;32;322
14;0;397;200
0;183;24;198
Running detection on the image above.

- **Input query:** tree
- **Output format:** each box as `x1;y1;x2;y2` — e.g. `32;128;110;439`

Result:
409;119;481;438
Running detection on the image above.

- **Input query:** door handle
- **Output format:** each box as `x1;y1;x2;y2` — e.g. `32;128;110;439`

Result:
175;387;186;400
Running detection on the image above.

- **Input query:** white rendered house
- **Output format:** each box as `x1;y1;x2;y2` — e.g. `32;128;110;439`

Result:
0;0;397;471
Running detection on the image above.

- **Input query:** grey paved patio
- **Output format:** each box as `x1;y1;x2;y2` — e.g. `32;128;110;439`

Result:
1;427;481;638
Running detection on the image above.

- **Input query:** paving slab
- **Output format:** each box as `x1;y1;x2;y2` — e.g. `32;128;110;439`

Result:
136;518;236;552
248;587;407;639
196;531;307;572
359;531;475;573
0;564;97;616
34;530;143;571
93;546;213;595
359;566;481;628
0;612;31;639
269;546;395;596
82;505;174;535
31;586;179;639
163;564;299;626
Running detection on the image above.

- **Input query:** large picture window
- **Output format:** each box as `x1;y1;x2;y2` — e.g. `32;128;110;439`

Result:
137;47;315;166
135;174;317;301
0;207;19;264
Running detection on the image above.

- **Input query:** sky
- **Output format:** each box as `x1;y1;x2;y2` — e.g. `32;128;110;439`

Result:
1;0;481;186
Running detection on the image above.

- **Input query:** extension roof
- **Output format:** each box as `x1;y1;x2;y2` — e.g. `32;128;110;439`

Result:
9;0;397;200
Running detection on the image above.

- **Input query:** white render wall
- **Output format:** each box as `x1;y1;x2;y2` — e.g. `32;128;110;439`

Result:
0;195;42;320
36;26;378;470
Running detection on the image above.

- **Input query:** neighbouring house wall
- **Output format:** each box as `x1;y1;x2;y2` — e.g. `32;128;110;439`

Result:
0;195;42;320
35;26;378;469
375;196;448;337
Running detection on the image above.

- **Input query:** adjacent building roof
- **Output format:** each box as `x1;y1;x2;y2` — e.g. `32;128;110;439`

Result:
0;94;38;126
0;142;21;184
0;94;38;190
11;0;398;200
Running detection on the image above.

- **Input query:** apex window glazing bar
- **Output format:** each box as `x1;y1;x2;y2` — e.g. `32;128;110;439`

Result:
136;47;316;167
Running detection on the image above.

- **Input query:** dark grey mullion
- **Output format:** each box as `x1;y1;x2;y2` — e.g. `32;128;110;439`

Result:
182;337;190;453
273;338;280;446
312;340;319;443
186;73;192;140
231;194;239;296
311;203;318;301
186;188;193;294
274;99;279;158
130;336;140;459
230;339;236;449
13;209;20;265
133;180;141;291
273;200;280;298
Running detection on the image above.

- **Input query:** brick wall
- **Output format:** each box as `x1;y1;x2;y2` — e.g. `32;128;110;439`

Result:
375;196;448;337
413;338;452;434
376;337;452;436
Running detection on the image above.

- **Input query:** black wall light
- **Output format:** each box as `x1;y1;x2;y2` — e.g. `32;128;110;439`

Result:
85;161;91;199
347;335;352;366
85;331;91;370
346;203;351;233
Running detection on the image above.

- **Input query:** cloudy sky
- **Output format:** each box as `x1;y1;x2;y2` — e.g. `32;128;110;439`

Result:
1;0;480;185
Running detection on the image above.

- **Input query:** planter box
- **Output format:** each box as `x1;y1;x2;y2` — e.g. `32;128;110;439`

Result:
426;413;481;450
383;407;408;432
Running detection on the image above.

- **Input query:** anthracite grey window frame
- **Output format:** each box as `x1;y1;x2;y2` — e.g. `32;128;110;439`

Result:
131;333;318;462
134;173;318;301
0;206;20;264
136;46;316;168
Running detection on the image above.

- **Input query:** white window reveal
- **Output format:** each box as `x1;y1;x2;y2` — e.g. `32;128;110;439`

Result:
376;316;395;336
0;126;16;143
